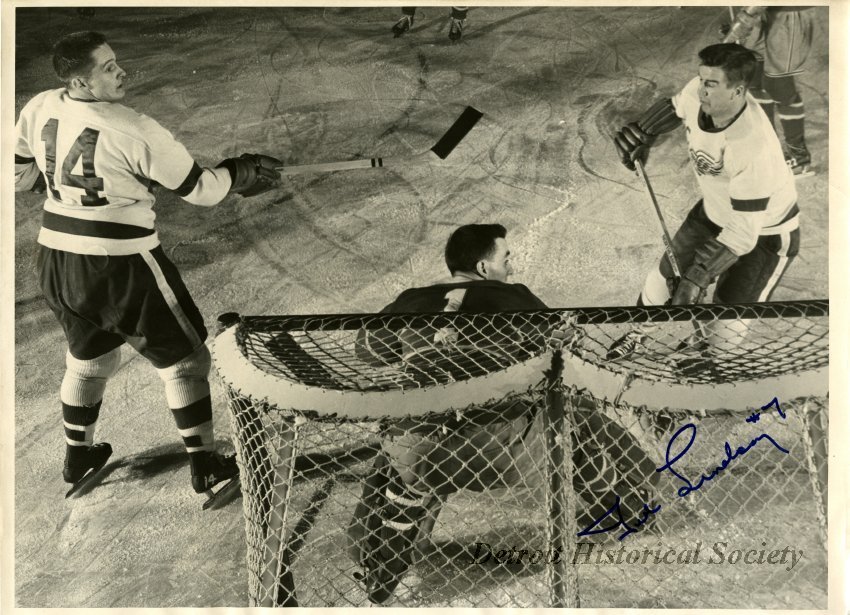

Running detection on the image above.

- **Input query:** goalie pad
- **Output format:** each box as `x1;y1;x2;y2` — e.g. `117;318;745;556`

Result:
573;405;661;528
347;454;438;604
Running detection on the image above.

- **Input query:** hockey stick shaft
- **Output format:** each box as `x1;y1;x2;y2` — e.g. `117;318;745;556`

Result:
634;160;682;279
274;106;483;175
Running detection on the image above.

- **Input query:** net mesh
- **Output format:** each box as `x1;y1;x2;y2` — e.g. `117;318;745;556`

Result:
213;301;828;608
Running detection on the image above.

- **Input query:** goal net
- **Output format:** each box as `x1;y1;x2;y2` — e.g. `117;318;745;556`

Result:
212;300;828;608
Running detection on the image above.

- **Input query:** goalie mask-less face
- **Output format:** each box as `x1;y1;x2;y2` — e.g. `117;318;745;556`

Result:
477;237;513;283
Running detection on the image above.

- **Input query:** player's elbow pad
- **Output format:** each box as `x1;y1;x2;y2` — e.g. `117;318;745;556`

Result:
637;98;681;137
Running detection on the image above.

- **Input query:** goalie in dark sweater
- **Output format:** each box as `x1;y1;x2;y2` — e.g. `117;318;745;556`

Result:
346;224;660;604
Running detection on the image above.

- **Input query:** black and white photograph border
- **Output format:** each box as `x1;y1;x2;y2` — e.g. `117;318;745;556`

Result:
2;0;847;611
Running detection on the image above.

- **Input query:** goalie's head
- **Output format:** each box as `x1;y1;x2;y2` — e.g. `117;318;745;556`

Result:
445;224;513;282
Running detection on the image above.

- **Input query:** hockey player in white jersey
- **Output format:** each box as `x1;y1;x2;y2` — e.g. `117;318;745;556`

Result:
14;31;281;506
609;43;800;361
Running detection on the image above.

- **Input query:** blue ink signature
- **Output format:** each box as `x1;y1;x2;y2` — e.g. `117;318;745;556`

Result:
576;398;788;541
746;396;786;423
576;495;662;541
656;397;790;498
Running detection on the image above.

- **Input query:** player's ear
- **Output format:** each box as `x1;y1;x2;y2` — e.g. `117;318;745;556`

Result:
71;75;87;90
477;261;487;278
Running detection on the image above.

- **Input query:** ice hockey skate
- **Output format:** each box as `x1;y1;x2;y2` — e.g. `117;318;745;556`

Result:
391;14;413;38
605;329;646;361
448;16;465;42
785;145;815;179
191;451;241;510
64;442;113;498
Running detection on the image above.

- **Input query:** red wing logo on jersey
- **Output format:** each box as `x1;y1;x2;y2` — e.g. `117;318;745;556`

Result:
689;148;724;176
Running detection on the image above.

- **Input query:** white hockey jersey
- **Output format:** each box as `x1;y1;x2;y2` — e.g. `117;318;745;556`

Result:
671;77;798;256
15;88;232;255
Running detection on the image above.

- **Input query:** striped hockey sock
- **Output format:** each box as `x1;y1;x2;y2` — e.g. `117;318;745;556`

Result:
63;401;102;465
170;396;215;470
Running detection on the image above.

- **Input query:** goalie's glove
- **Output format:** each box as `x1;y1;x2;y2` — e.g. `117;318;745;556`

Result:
217;153;282;197
672;237;738;305
614;98;681;171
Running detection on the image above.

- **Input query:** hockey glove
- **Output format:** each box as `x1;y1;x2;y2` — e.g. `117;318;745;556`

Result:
614;98;681;171
671;279;705;306
722;7;763;44
614;123;654;171
672;237;738;305
217;153;282;197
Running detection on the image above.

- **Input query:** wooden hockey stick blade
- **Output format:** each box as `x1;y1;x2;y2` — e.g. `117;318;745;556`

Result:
274;106;483;174
429;105;483;159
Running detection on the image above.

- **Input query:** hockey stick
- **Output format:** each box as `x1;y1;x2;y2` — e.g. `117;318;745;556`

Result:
274;106;483;175
635;160;709;341
634;159;682;280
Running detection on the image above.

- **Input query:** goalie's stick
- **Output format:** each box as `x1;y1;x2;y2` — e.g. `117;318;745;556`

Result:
274;106;483;174
634;159;682;280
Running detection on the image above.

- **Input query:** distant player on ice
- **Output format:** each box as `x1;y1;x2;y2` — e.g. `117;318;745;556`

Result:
391;6;468;42
14;31;282;506
608;43;800;364
721;6;815;176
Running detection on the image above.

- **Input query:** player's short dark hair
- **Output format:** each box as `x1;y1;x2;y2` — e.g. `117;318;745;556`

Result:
444;224;507;275
698;43;757;88
52;31;108;83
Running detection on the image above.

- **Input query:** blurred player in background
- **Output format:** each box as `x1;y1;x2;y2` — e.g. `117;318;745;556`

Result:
347;224;659;603
722;6;815;176
14;31;281;503
609;43;800;361
392;6;469;42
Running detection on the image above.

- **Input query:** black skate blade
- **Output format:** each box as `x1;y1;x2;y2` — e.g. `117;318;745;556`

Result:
65;454;112;498
202;476;242;511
